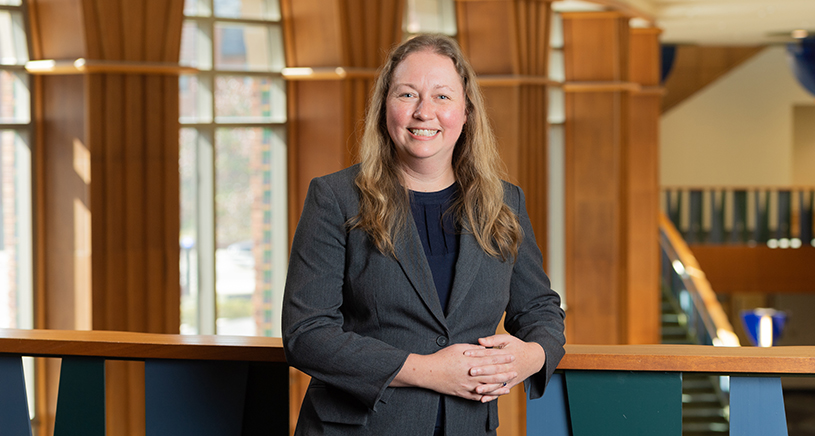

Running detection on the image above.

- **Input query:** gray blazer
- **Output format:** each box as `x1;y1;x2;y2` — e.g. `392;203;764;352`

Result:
282;165;565;436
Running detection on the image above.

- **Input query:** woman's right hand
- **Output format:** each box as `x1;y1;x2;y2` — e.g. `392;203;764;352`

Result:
391;344;517;402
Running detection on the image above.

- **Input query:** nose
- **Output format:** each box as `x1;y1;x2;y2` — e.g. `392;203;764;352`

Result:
413;100;431;120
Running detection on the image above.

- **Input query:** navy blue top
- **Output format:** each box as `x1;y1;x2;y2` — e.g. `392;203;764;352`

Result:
410;183;460;435
409;183;460;314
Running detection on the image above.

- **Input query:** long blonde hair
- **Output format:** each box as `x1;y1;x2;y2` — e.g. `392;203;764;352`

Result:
351;34;522;260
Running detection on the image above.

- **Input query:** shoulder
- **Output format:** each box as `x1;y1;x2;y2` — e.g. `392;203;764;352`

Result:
306;164;361;214
500;180;524;212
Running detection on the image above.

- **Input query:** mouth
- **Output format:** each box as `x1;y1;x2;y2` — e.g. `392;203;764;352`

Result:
408;128;439;137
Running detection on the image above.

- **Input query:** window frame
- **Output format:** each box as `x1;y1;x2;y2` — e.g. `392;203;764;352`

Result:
179;0;287;337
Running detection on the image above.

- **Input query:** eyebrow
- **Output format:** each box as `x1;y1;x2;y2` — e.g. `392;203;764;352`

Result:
391;83;458;92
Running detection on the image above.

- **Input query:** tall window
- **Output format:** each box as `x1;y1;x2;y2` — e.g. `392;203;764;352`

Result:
179;0;287;337
404;0;456;37
0;0;33;332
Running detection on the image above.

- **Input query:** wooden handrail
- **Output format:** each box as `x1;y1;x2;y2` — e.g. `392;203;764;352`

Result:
659;213;740;345
3;329;815;377
0;328;285;362
561;344;815;375
663;185;815;191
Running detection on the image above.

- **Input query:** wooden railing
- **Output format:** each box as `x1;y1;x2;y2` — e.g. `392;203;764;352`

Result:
3;329;813;435
529;344;814;436
663;186;815;245
0;329;288;436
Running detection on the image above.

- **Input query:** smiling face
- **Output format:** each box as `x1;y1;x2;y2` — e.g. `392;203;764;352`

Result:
385;49;467;183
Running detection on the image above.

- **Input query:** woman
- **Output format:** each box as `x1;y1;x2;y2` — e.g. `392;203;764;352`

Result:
282;34;565;435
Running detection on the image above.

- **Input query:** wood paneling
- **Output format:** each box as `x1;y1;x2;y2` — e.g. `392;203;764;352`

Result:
626;28;661;344
561;17;661;346
28;1;184;434
691;246;815;294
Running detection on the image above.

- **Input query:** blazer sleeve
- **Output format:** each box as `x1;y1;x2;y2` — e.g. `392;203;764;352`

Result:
282;176;410;411
503;185;566;399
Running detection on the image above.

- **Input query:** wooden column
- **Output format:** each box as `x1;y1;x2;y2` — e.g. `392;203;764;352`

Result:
561;11;633;345
457;1;552;435
627;27;662;344
279;1;404;431
27;0;184;434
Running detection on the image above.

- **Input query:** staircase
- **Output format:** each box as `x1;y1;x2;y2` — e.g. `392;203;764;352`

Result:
662;290;730;435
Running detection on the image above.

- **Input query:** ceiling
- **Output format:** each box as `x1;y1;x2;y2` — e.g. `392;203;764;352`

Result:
554;0;815;46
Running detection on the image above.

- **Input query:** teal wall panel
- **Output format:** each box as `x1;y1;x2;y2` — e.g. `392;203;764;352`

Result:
54;357;105;436
565;371;682;436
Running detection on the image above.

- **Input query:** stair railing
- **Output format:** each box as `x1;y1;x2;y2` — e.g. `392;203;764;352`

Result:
660;213;740;348
663;186;815;245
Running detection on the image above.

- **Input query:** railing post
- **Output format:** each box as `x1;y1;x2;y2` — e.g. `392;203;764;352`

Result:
0;355;33;436
528;373;570;435
54;357;106;436
729;376;788;436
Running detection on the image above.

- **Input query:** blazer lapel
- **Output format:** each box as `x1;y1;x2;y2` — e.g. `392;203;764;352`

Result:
445;232;485;318
394;220;447;326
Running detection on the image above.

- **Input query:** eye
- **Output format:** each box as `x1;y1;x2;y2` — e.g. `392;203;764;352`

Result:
399;92;416;98
438;95;449;100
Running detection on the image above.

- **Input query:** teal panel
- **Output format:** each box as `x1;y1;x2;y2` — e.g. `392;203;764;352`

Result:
527;372;570;435
0;355;33;436
565;371;682;436
54;357;105;436
730;377;788;436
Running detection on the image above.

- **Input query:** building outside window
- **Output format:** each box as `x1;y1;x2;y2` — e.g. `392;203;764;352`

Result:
179;0;287;337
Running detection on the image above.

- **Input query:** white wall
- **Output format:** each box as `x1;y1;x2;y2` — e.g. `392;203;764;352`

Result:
661;46;815;187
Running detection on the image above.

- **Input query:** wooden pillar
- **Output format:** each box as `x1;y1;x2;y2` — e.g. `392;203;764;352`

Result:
279;1;405;431
457;1;552;435
627;27;662;344
562;12;661;345
561;11;632;345
27;0;184;434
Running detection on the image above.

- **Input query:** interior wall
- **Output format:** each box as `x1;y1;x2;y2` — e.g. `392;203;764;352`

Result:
793;105;815;185
660;46;814;187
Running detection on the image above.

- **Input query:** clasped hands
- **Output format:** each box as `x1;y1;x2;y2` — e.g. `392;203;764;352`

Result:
393;334;545;403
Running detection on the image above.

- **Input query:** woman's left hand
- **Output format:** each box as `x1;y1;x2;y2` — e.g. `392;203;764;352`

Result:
463;334;546;402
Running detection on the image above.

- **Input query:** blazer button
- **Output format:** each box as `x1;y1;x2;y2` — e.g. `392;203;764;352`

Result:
436;336;449;347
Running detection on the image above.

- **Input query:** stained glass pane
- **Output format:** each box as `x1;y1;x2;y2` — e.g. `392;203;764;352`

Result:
214;23;284;72
0;71;29;124
214;75;285;123
0;10;28;65
180;20;213;69
180;74;213;123
214;0;280;21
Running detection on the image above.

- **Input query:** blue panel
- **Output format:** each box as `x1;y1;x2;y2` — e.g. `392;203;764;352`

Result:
729;377;788;436
527;372;570;436
0;355;33;436
54;357;105;436
145;360;249;436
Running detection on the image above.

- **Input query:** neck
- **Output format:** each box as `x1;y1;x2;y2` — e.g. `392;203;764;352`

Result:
399;161;455;192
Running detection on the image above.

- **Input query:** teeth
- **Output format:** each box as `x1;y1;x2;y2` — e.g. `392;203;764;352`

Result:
409;129;438;137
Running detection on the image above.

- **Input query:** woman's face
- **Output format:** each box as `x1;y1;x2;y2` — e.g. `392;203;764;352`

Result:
386;50;467;171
